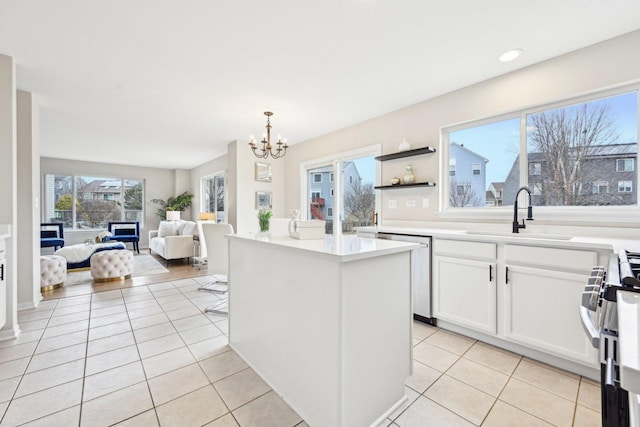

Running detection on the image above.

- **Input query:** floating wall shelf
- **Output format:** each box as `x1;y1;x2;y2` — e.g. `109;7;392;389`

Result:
375;182;437;190
374;146;437;162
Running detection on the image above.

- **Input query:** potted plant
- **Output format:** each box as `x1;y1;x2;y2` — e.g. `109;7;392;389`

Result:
151;191;194;220
257;209;273;233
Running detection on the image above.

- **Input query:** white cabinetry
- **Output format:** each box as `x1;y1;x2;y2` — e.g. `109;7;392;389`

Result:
0;239;5;329
503;245;598;365
433;238;600;368
433;239;497;335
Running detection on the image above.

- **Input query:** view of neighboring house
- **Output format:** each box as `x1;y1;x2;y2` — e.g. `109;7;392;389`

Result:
308;161;361;220
486;182;504;207
45;175;143;227
449;142;489;207
503;142;638;206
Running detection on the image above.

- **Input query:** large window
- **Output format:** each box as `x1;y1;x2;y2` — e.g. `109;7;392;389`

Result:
445;88;638;211
201;172;225;222
45;175;144;229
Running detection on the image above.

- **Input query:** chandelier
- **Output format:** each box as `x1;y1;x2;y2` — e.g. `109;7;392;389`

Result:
249;111;288;159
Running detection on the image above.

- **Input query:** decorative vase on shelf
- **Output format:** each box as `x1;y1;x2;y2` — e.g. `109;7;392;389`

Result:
398;138;411;151
402;165;415;184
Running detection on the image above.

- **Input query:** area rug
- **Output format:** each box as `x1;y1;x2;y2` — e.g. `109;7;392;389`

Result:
65;253;169;286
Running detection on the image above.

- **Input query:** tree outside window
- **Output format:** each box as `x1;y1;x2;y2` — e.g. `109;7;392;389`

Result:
45;175;144;229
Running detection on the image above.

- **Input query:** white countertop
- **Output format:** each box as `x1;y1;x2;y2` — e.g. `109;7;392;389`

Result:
618;290;640;395
227;233;419;262
356;225;621;252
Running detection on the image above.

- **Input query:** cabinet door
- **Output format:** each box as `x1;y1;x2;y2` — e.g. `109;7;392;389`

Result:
0;258;5;330
503;265;597;366
433;255;496;334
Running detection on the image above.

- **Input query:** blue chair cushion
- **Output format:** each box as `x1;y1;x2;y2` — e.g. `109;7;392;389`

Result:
41;238;64;248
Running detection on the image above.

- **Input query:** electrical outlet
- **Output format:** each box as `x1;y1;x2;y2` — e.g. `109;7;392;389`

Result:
388;199;397;209
422;198;429;208
406;200;416;207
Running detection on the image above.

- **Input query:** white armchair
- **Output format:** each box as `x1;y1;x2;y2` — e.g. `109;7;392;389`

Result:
149;220;198;265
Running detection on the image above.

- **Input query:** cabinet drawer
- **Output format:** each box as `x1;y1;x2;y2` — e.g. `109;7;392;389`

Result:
504;244;597;273
433;239;496;260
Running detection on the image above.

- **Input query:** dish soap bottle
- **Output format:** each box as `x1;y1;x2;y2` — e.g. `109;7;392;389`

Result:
403;165;415;184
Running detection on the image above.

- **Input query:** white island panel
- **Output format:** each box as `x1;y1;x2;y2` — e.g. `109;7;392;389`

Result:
228;234;415;427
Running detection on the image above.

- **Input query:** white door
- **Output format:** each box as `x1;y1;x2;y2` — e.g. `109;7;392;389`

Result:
503;264;598;366
433;255;497;334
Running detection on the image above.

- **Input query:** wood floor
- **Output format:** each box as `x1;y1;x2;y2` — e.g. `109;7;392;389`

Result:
42;255;210;301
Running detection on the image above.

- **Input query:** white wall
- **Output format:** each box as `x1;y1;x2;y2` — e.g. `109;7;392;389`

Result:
226;140;285;233
283;30;640;237
40;157;179;247
17;90;40;310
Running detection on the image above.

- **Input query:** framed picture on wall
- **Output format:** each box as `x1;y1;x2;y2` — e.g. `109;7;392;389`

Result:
255;162;272;182
255;191;272;209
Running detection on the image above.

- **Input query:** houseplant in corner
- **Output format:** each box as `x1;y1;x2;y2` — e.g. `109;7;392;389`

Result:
151;191;194;220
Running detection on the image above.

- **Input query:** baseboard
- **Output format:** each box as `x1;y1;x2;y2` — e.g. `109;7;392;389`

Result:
17;295;43;311
0;325;21;342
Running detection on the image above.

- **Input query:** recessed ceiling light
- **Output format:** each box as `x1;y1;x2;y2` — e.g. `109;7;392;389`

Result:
498;48;523;63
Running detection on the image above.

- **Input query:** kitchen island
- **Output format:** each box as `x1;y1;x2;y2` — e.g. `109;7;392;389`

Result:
226;233;418;427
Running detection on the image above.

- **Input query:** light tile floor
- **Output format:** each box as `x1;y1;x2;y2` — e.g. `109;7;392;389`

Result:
0;276;601;426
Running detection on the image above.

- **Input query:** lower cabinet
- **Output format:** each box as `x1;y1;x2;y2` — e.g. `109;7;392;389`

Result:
433;239;497;335
0;239;5;330
433;238;600;367
433;256;496;334
503;264;596;365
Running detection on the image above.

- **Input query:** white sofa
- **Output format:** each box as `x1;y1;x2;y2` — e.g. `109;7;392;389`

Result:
149;220;198;265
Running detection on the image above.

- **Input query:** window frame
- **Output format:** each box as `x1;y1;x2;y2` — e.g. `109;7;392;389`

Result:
200;170;226;223
44;174;145;230
439;83;640;225
617;158;634;172
299;145;381;235
619;180;633;193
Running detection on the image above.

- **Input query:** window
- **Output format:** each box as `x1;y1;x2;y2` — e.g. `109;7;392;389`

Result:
592;181;609;194
45;175;144;229
472;163;481;175
313;173;322;183
529;162;541;176
444;89;638;212
619;180;633;192
617;158;634;172
303;146;379;235
201;172;225;222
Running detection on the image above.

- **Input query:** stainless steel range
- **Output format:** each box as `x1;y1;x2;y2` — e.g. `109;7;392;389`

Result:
581;250;640;427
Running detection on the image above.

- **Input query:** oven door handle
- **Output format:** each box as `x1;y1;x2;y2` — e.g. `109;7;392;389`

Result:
580;305;600;349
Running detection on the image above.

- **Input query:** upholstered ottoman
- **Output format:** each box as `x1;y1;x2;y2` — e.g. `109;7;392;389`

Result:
40;255;67;291
90;249;134;282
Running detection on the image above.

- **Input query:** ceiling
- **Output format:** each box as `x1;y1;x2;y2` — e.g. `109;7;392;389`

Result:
1;1;640;170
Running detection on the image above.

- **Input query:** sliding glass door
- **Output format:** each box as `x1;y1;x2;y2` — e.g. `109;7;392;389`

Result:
303;147;379;235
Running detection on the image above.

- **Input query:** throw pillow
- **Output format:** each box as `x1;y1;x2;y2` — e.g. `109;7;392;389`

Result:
182;221;197;236
157;221;179;237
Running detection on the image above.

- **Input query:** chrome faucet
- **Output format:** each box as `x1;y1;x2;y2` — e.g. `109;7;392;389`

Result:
512;186;534;233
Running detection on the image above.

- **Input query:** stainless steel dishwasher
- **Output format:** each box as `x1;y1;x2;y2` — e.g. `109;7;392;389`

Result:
377;233;435;325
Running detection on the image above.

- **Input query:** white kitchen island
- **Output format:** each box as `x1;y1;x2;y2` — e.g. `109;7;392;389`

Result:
226;233;418;427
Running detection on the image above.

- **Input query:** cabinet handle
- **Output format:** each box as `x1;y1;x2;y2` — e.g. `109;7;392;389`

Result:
0;263;3;281
505;266;509;284
489;265;493;282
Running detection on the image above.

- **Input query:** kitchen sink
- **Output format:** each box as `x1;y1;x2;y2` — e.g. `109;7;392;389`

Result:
464;230;573;240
